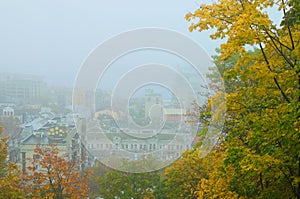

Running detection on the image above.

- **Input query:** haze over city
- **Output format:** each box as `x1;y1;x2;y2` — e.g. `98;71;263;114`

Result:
0;0;297;198
0;0;225;87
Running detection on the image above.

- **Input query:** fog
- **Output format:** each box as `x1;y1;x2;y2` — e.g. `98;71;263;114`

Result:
0;0;223;87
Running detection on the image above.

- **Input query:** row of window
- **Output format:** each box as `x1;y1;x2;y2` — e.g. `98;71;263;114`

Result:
87;143;190;151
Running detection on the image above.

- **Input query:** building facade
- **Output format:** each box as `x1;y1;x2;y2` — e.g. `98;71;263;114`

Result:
0;73;47;104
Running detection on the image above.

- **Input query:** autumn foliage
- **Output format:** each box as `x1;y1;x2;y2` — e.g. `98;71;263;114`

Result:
22;144;92;199
0;126;25;199
182;0;300;198
1;1;300;198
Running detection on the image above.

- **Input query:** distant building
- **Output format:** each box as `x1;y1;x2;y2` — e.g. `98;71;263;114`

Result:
50;87;72;107
2;106;14;117
19;127;78;172
0;104;23;141
17;113;94;172
144;88;162;118
164;108;186;122
84;120;192;162
73;89;95;119
0;73;47;104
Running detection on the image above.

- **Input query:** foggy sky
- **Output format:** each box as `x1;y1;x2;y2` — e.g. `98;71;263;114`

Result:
0;0;281;87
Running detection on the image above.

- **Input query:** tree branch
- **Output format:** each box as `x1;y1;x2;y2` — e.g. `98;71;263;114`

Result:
258;43;291;103
281;0;295;50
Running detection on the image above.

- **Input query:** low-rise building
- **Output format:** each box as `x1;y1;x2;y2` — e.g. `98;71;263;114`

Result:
17;114;94;172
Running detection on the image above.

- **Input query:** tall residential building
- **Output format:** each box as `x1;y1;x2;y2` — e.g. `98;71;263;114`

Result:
0;73;47;104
